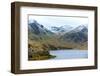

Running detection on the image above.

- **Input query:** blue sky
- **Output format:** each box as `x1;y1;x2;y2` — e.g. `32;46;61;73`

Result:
28;15;88;29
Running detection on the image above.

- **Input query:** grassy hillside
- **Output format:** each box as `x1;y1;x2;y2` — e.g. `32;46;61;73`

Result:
28;35;87;60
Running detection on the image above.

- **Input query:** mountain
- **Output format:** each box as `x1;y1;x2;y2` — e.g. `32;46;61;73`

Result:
72;25;88;33
28;19;88;49
28;20;88;43
28;20;88;60
28;20;88;44
60;25;88;43
28;20;53;35
50;25;73;34
28;20;54;40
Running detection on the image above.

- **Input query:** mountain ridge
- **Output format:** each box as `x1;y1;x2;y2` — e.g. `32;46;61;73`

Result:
28;19;88;49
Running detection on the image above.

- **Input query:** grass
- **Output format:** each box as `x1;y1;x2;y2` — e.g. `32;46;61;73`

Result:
28;36;87;60
29;55;56;60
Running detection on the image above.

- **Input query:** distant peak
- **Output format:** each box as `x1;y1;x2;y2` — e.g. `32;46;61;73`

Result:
28;19;37;24
74;24;87;32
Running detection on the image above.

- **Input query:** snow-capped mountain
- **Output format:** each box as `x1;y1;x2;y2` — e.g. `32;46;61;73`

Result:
73;25;88;32
50;25;73;34
48;24;88;36
28;19;88;44
60;25;88;43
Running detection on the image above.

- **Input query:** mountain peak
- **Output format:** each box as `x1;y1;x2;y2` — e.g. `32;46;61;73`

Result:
50;25;73;34
28;19;38;24
28;19;54;36
73;25;87;32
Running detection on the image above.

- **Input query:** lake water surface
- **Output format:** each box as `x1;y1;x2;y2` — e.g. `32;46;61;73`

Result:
50;50;88;60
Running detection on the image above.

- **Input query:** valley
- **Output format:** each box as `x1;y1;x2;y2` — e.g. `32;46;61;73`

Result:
28;20;88;60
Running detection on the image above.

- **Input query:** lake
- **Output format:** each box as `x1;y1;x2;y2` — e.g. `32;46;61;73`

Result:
50;50;88;60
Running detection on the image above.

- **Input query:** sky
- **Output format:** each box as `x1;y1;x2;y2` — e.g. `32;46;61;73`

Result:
28;15;88;29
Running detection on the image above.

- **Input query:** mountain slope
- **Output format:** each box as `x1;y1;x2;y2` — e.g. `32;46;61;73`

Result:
28;20;54;40
60;25;88;43
28;20;88;50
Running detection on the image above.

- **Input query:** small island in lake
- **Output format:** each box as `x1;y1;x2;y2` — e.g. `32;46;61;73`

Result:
28;15;88;60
